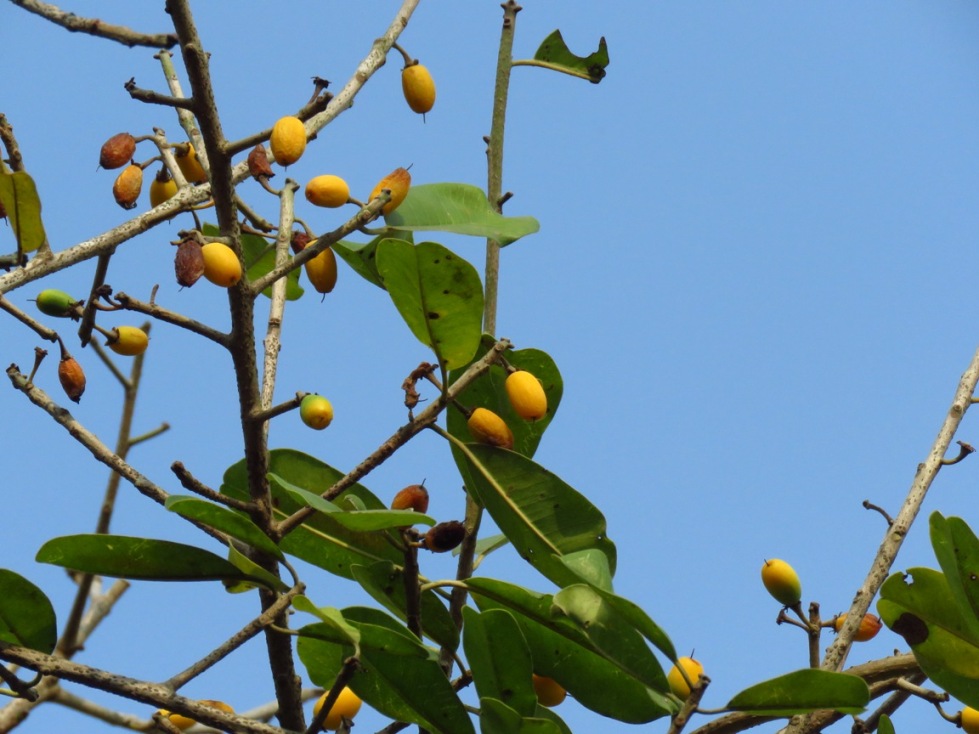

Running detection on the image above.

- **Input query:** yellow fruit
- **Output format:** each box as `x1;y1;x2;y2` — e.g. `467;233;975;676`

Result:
532;674;566;707
201;242;242;287
304;248;338;294
505;370;548;420
467;407;514;449
313;687;362;731
174;142;207;184
160;700;234;730
962;706;979;734
305;175;350;208
107;326;149;356
149;166;178;207
402;63;436;114
369;167;411;215
112;163;143;209
391;484;429;514
834;613;882;642
270;116;307;166
300;394;334;430
667;656;704;699
761;558;802;606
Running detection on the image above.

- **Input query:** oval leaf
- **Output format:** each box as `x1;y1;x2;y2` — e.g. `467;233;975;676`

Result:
0;170;46;253
726;669;869;716
165;495;284;560
462;607;537;717
0;569;57;654
334;235;412;289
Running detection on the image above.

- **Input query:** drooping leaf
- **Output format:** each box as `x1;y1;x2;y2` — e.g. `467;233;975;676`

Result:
469;577;676;723
726;669;869;715
293;596;361;652
0;170;46;253
930;512;979;624
530;29;609;84
203;223;303;300
455;443;616;588
165;495;283;560
878;567;979;708
376;239;483;370
223;544;289;593
36;535;272;587
463;607;537;717
479;698;563;734
334;235;411;289
385;183;539;247
0;569;57;654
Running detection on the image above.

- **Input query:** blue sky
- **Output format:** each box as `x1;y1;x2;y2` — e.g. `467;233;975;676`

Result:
3;2;979;733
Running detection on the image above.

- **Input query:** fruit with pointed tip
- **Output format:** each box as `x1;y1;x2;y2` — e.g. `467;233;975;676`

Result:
402;63;436;114
667;656;704;699
391;484;429;514
304;248;338;294
761;558;802;606
313;687;362;731
174;142;207;184
35;289;78;318
112;164;143;209
467;407;514;449
300;394;334;430
270;116;306;166
369;167;411;215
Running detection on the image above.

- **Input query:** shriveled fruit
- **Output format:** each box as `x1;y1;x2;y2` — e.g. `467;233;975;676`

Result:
112;164;143;209
505;370;548;420
532;674;567;707
149;166;178;207
467;407;514;449
35;289;77;318
423;520;466;553
58;355;86;403
270;116;306;166
304;248;338;294
402;63;436;114
174;238;205;288
306;175;350;208
160;699;234;731
107;326;149;356
391;484;429;514
761;558;802;606
300;394;334;430
834;613;882;642
313;687;362;731
962;706;979;734
99;132;136;170
369;167;411;215
201;242;242;287
174;142;207;184
667;656;704;699
247;144;275;179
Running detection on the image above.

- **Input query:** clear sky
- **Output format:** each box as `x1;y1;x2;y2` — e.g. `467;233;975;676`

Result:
3;2;979;733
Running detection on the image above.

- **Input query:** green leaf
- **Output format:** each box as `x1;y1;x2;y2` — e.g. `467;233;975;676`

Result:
203;223;303;300
376;240;484;370
334;235;411;290
223;544;289;593
0;170;46;253
385;183;539;247
530;29;609;84
351;561;459;650
469;578;676;723
36;535;268;586
456;443;616;588
879;567;979;708
930;512;979;624
0;569;57;654
448;338;563;461
726;669;869;715
479;699;563;734
557;549;613;593
222;450;405;579
878;714;895;734
165;496;283;560
463;608;537;717
293;597;361;649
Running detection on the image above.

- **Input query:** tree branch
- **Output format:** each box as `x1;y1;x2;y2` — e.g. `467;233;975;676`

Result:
8;0;178;48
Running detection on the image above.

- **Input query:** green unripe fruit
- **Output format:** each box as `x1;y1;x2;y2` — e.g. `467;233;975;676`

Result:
761;558;802;606
36;289;77;317
300;394;334;430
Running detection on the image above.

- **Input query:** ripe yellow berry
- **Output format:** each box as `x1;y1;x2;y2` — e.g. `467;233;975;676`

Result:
505;370;548;420
149;166;178;207
300;394;334;430
305;175;350;208
667;656;704;699
760;558;802;606
467;407;514;449
313;687;362;731
369;167;411;215
174;142;207;184
159;700;234;731
402;63;436;115
107;326;149;356
833;613;882;642
270;116;307;166
532;674;567;707
201;242;242;287
962;706;979;734
112;163;143;209
304;248;338;294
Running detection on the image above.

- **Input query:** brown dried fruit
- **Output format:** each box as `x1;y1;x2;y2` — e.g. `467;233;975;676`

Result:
247;144;275;179
391;484;429;514
58;355;86;403
423;520;466;553
290;231;312;254
112;164;143;210
99;132;136;170
174;238;205;288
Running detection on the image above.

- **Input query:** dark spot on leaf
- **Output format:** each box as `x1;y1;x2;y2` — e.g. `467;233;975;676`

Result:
892;613;929;645
433;259;441;264
427;312;440;320
442;289;450;295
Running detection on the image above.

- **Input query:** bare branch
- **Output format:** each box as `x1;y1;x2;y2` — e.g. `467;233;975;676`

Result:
9;0;178;48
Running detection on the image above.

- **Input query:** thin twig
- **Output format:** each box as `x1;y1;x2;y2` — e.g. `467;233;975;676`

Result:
8;0;178;48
